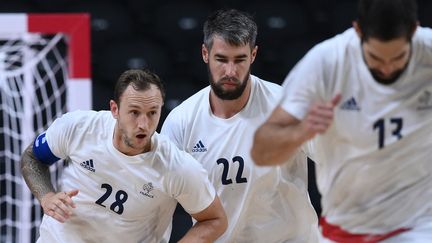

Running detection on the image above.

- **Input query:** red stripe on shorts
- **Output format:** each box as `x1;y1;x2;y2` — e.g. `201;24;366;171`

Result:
320;217;410;243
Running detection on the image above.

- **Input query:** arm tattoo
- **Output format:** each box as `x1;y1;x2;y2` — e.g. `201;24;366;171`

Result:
20;144;55;202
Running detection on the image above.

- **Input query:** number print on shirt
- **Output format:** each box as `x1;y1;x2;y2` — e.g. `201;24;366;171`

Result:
216;156;248;185
95;183;129;214
373;117;403;149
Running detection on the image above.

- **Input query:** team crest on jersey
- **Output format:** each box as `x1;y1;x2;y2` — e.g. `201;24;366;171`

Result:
417;90;432;110
192;140;207;152
140;182;154;198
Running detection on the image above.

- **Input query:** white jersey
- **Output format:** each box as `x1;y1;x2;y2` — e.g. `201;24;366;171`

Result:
162;75;319;243
38;110;215;243
280;27;432;234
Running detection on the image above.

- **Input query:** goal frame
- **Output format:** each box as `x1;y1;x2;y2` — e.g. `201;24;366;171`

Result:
0;13;91;243
0;13;92;111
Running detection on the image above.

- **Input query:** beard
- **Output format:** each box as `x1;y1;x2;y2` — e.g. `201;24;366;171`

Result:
208;65;250;100
362;42;411;85
369;67;406;85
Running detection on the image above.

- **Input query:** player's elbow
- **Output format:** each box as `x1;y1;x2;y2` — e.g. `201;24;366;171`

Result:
216;212;228;238
251;139;290;166
212;199;228;238
251;127;273;166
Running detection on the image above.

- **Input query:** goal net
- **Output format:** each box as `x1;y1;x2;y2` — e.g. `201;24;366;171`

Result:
0;14;91;243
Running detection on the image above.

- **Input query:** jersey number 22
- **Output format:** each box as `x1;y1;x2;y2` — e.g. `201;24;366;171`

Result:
217;156;248;185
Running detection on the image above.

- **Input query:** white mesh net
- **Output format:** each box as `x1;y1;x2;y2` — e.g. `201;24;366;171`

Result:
0;33;70;243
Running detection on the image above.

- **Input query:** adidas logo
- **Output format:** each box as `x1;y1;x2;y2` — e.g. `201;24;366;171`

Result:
340;97;361;111
80;159;95;172
192;140;207;152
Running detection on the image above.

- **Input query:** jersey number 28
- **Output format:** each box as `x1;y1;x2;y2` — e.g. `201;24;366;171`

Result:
95;183;128;214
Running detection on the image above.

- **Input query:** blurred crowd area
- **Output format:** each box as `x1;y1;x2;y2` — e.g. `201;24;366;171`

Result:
3;0;432;119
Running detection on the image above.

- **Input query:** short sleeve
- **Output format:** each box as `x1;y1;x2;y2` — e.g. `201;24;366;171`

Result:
164;153;216;214
279;43;329;120
160;109;185;150
44;112;79;159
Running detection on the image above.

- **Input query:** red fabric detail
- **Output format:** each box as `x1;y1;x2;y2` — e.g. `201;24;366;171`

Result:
320;217;410;243
28;14;91;78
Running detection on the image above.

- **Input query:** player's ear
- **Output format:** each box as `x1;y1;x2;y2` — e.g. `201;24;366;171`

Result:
409;21;419;39
251;45;258;64
202;44;209;63
110;100;119;118
353;21;362;39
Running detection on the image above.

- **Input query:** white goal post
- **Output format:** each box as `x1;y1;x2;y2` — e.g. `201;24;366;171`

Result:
0;13;91;243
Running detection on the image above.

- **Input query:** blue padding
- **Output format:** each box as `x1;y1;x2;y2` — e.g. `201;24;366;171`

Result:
32;132;60;165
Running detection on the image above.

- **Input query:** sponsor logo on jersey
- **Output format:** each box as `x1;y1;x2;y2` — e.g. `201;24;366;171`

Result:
140;182;154;198
417;90;432;110
80;159;95;172
192;140;207;152
340;97;361;111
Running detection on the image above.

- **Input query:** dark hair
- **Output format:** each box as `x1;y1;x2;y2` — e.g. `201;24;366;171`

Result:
357;0;418;41
203;9;257;50
113;69;165;105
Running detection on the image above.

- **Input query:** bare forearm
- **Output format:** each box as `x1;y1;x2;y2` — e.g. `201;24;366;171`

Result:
20;144;55;202
251;123;307;166
179;218;226;243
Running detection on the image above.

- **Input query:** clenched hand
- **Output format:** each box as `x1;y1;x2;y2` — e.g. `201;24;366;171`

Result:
300;94;342;140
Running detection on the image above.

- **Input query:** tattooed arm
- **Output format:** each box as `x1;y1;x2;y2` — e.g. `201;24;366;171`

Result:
20;144;55;201
20;144;78;222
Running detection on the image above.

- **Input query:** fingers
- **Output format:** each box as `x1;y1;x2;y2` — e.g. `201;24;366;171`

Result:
41;190;79;223
302;95;340;137
65;189;79;208
46;202;69;223
67;189;79;197
331;93;342;107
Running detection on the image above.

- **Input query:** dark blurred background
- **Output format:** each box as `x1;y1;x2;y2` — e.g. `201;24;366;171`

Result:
2;0;431;241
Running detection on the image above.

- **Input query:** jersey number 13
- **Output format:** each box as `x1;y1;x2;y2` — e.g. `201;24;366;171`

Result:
373;117;403;149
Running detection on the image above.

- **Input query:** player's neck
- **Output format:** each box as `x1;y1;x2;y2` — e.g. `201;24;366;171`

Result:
209;81;251;119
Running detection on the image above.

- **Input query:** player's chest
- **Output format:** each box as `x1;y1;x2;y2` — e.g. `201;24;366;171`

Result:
67;154;172;219
184;126;271;188
333;85;432;150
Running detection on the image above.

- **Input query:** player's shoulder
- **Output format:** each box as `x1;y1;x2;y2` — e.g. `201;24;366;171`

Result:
414;26;432;39
52;110;113;132
252;75;281;89
167;86;210;117
52;110;94;126
70;109;111;123
291;28;357;76
413;26;432;49
152;133;202;169
251;75;282;100
308;28;357;57
176;86;210;108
